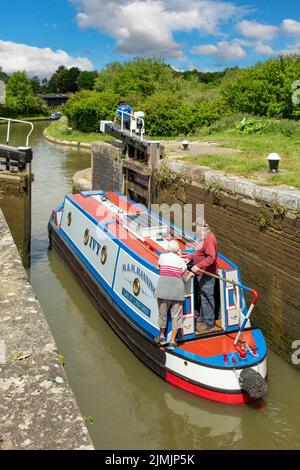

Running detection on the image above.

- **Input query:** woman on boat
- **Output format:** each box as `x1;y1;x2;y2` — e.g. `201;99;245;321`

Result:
155;240;191;350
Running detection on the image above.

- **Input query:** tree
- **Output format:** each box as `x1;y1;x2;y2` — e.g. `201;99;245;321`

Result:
5;71;45;116
30;76;42;94
223;56;300;119
141;92;195;137
94;58;177;100
76;71;98;90
48;66;81;93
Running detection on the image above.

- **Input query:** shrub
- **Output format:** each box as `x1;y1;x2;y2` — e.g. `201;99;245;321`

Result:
140;92;195;137
64;90;118;132
223;56;300;120
192;99;229;131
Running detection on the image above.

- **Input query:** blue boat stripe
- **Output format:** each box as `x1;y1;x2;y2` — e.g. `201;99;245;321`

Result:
80;190;106;197
55;203;64;213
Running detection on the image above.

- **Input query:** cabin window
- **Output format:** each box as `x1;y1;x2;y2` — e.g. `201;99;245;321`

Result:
67;212;72;227
101;246;107;265
84;229;90;246
133;278;141;297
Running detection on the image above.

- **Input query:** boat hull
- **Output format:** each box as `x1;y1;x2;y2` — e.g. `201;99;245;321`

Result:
49;217;266;405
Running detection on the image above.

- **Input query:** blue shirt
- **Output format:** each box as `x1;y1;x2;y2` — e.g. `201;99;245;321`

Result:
116;104;133;120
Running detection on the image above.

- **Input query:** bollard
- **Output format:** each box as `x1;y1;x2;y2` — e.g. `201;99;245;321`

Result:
182;140;189;150
267;153;281;173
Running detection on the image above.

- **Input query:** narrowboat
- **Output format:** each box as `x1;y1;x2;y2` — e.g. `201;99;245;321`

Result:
48;190;267;405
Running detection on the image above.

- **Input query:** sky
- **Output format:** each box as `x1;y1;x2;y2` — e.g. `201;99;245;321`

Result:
0;0;300;77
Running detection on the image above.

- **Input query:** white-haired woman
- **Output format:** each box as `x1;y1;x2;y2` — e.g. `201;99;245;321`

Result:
155;240;192;350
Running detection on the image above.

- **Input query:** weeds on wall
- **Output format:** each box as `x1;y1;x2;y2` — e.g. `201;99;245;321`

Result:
156;165;185;188
258;212;270;231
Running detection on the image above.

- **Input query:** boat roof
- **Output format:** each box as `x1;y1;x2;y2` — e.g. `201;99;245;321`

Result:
67;191;234;271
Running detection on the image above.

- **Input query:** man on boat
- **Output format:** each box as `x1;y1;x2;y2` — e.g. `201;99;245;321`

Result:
155;240;192;350
187;219;218;332
113;99;133;130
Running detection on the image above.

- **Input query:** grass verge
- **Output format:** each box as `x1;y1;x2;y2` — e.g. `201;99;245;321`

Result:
45;116;114;144
183;117;300;189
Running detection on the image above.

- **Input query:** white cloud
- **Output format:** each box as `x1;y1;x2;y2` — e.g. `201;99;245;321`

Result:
282;19;300;38
72;0;246;58
0;40;94;77
192;40;246;60
237;20;278;41
254;41;275;55
279;43;300;55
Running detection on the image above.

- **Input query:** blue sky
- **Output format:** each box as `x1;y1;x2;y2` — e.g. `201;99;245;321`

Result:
0;0;300;76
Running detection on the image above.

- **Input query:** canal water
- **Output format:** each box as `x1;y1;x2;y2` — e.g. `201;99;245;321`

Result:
1;121;300;450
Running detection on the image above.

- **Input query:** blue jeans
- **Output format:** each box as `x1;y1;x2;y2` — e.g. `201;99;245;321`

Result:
198;275;215;326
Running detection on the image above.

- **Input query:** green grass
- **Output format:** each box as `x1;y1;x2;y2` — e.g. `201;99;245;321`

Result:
183;131;300;189
46;116;114;144
18;115;50;121
0;115;50;124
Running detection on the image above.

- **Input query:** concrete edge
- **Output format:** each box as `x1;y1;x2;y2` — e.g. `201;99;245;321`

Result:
165;160;300;212
0;209;94;450
43;127;92;149
73;168;92;192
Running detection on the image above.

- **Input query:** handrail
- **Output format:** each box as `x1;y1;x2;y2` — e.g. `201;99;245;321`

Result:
188;265;258;345
0;117;34;147
115;110;145;142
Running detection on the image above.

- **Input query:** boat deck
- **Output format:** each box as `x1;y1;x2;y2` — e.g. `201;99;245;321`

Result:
69;191;233;271
179;330;255;357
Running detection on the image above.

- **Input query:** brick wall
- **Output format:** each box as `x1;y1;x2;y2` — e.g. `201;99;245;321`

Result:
92;142;123;192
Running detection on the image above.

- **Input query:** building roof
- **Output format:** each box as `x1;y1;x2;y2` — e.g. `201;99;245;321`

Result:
38;93;69;99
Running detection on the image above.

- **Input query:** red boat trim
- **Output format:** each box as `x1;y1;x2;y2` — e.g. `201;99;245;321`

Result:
250;289;259;305
166;372;253;404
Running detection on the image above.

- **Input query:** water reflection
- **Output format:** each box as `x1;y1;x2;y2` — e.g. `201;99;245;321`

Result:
164;392;243;448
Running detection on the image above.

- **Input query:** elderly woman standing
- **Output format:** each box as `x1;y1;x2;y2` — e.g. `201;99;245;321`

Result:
155;240;191;350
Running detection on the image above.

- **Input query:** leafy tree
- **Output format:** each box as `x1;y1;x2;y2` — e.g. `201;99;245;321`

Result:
223;56;300;119
30;76;43;94
94;58;177;101
76;71;98;90
5;71;45;116
48;66;81;93
141;92;195;137
30;75;50;94
178;68;233;84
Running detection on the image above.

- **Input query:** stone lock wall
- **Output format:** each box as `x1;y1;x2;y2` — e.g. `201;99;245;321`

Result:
0;172;31;268
92;142;123;192
156;173;300;368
